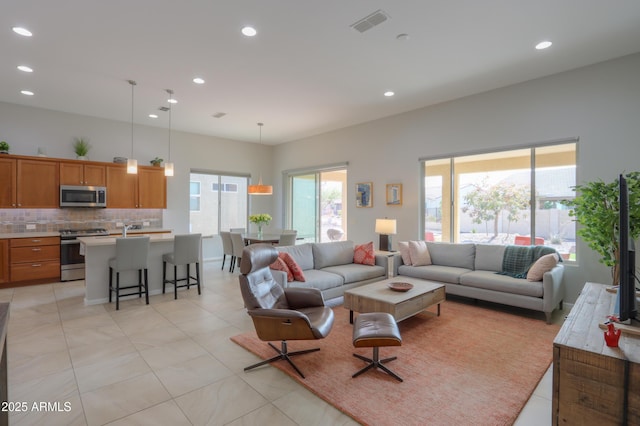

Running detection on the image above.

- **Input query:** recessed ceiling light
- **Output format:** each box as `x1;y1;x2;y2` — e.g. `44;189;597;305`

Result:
396;33;410;41
241;26;257;37
167;98;178;104
21;90;34;96
384;91;395;97
12;27;32;37
149;114;158;119
535;41;552;50
193;77;205;84
17;65;33;73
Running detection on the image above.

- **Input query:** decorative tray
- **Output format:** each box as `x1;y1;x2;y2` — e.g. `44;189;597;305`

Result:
388;282;414;292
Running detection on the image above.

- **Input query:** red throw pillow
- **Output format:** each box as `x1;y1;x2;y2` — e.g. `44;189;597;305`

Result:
270;257;293;282
354;241;375;266
280;252;306;282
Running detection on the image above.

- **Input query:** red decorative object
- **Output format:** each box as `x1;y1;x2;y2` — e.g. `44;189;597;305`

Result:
604;322;622;347
354;241;375;265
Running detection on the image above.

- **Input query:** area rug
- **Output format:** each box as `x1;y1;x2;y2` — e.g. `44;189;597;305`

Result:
231;301;560;426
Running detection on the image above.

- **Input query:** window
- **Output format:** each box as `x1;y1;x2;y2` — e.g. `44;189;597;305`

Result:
285;164;347;243
422;141;576;260
190;172;249;235
189;181;201;211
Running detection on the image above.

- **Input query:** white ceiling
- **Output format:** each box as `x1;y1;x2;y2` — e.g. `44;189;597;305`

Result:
2;1;640;145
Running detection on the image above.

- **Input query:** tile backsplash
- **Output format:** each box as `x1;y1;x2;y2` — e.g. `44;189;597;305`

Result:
0;209;163;233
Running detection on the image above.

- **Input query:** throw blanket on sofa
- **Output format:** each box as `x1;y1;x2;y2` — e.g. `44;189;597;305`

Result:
498;245;560;279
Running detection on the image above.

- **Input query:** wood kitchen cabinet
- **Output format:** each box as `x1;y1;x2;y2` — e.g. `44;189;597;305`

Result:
1;158;59;208
60;161;106;186
9;236;60;283
106;164;166;208
0;240;8;285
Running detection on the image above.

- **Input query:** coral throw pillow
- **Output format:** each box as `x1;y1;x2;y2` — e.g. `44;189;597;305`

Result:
397;241;412;266
270;256;293;282
526;253;559;282
354;241;375;266
409;240;432;266
280;252;306;282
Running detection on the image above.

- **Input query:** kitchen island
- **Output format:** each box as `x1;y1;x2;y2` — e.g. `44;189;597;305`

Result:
78;233;201;305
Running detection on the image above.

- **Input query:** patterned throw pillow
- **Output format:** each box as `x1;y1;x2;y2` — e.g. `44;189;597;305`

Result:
409;240;432;266
270;256;293;282
526;253;559;282
353;241;375;265
397;241;412;266
280;252;306;282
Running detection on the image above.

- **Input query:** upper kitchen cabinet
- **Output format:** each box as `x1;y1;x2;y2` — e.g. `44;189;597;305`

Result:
0;158;59;208
60;161;106;186
106;164;166;208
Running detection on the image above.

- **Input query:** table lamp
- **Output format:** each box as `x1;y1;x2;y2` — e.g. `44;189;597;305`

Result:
375;218;397;251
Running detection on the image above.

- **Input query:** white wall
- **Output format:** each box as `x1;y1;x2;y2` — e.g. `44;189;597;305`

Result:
273;53;640;303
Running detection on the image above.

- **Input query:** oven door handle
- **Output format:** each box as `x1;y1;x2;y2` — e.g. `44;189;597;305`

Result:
61;240;81;245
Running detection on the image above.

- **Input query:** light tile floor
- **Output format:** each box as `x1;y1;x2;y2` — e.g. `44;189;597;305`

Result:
2;261;563;425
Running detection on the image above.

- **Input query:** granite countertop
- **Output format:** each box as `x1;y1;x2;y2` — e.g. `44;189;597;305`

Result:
78;232;177;247
0;228;172;239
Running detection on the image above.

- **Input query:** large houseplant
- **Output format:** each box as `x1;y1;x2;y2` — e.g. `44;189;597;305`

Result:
563;171;640;284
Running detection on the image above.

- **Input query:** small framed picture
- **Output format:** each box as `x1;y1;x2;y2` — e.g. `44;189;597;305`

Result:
356;182;373;208
386;184;402;206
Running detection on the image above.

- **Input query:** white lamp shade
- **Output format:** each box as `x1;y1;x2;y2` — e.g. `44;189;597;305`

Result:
127;158;138;174
375;218;397;235
164;162;174;176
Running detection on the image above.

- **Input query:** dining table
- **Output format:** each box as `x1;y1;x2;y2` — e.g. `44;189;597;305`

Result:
243;233;282;245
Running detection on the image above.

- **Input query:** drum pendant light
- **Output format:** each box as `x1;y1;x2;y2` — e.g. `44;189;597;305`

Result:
248;122;273;195
127;80;138;174
164;89;174;177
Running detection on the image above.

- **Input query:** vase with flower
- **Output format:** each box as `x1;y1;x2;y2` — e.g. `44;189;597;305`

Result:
249;213;272;238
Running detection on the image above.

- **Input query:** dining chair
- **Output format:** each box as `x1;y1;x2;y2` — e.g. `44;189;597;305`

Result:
230;228;246;233
108;236;150;310
220;231;234;270
229;232;245;272
278;230;297;246
162;233;202;299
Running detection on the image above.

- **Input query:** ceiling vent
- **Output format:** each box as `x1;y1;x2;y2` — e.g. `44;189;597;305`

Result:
158;106;169;112
212;112;227;118
350;9;390;33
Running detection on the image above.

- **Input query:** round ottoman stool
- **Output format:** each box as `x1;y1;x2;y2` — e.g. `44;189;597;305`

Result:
352;312;403;382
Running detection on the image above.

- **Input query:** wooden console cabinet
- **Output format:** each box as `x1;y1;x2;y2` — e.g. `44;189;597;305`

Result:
553;282;640;425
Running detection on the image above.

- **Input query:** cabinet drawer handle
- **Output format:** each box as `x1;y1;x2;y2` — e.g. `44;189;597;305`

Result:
31;264;42;267
31;239;41;243
32;248;42;251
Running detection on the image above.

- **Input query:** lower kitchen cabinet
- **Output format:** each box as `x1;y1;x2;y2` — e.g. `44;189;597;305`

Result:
0;240;8;285
10;236;60;283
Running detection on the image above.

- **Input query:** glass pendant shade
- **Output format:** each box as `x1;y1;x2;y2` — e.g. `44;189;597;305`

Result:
164;162;174;176
165;88;174;177
127;158;138;174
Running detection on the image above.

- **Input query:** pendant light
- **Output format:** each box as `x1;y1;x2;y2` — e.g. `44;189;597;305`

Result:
248;122;273;195
126;80;138;174
164;89;174;177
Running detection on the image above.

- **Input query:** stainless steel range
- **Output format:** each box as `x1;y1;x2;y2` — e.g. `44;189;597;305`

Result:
60;228;109;281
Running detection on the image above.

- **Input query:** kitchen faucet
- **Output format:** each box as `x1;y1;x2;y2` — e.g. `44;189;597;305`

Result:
122;224;134;237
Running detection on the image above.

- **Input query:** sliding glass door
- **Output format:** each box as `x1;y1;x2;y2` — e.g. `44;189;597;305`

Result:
288;167;347;243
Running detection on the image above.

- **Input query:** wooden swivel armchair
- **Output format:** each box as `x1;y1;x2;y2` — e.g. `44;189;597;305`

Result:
238;244;334;378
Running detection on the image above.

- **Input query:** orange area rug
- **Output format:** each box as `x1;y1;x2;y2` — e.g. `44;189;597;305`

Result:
231;300;560;426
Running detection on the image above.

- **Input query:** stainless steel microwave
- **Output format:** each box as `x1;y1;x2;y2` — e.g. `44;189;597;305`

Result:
60;185;107;208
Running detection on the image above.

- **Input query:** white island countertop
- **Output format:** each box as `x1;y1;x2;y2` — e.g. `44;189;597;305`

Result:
78;233;202;305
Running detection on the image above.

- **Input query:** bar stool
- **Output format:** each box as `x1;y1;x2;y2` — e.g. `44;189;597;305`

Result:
162;233;202;299
108;236;150;310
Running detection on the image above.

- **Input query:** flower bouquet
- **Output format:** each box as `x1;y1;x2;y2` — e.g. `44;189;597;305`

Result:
249;213;272;237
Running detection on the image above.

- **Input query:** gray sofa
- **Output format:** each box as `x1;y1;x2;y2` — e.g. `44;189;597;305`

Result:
271;241;388;301
394;242;565;322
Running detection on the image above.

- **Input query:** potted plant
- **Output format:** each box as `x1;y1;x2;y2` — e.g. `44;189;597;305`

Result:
150;157;163;167
249;213;272;237
562;171;640;284
73;137;91;159
0;141;9;154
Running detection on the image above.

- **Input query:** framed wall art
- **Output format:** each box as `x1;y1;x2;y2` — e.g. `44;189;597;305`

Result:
386;183;402;206
356;182;373;208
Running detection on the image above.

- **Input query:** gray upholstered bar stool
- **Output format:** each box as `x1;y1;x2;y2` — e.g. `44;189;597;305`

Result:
108;236;150;310
162;233;202;299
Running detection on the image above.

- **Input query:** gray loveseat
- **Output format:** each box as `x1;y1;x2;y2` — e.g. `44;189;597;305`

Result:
394;242;564;322
271;241;388;301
